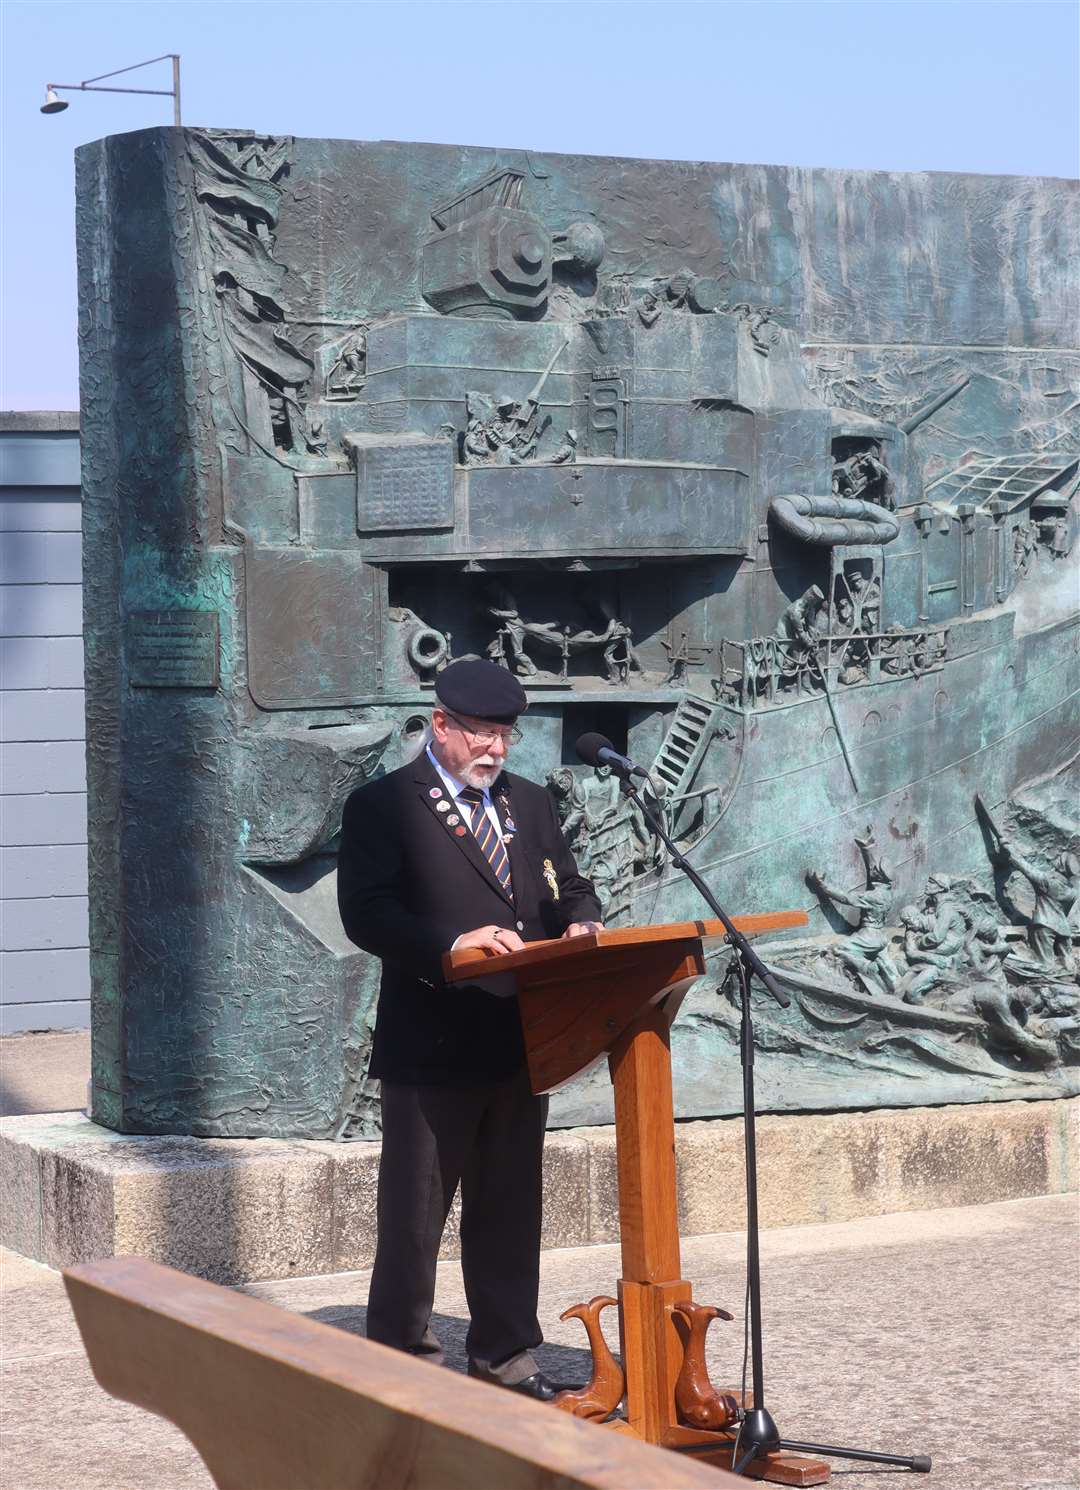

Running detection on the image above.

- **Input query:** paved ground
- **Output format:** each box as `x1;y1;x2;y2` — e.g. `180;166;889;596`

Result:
0;1031;89;1118
2;1192;1077;1490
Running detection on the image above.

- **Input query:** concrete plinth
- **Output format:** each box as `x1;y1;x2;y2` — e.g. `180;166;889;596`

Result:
2;1099;1075;1284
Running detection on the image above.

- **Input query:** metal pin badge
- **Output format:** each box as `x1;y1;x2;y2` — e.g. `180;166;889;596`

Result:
454;825;467;836
436;801;450;813
429;787;442;799
447;814;460;826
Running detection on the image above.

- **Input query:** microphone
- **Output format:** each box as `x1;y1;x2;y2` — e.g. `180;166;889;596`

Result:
575;732;649;780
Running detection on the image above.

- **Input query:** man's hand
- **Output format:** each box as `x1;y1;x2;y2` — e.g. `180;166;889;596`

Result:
562;921;604;939
454;925;526;957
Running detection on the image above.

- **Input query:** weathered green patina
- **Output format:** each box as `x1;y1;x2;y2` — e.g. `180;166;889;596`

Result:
76;129;1079;1136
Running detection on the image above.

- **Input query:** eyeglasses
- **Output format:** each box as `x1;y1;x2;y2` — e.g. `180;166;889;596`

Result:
442;710;522;747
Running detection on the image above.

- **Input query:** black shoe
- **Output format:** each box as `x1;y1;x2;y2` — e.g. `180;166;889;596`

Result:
468;1365;558;1402
508;1371;558;1402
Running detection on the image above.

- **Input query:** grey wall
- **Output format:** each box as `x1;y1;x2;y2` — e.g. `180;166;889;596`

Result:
0;413;88;1033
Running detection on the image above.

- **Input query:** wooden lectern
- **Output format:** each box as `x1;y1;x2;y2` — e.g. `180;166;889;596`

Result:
445;915;830;1486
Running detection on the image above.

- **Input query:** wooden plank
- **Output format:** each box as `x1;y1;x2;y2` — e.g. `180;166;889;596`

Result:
443;911;809;982
63;1257;744;1490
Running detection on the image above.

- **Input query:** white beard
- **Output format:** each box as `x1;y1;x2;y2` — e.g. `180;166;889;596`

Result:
463;758;500;789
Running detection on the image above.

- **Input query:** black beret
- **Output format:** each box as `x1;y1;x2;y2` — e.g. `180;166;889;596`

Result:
433;659;528;723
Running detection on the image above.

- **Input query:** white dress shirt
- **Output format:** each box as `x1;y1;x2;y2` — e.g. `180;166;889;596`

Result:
426;745;506;845
426;745;518;952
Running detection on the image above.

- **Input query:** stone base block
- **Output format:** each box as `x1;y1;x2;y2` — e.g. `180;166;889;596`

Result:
2;1099;1075;1284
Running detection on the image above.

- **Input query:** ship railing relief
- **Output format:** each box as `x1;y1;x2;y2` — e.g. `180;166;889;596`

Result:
715;625;948;709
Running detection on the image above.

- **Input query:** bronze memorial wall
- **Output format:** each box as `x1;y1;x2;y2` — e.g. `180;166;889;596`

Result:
76;128;1079;1136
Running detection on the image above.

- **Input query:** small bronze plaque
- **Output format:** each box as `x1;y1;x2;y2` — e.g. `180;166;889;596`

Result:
128;610;220;689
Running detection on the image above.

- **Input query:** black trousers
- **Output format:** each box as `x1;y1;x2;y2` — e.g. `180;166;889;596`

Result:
366;1066;549;1382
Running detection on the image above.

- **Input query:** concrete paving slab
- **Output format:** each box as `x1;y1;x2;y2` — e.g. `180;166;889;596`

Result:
0;1031;89;1117
4;1195;1072;1490
240;1194;1080;1490
2;1354;212;1490
0;1251;210;1490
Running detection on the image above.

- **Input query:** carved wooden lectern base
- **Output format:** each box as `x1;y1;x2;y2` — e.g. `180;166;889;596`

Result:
445;916;831;1486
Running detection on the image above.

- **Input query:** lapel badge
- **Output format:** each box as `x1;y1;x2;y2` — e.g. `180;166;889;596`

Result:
429;787;442;799
542;857;560;900
454;825;467;837
447;814;460;826
436;801;450;813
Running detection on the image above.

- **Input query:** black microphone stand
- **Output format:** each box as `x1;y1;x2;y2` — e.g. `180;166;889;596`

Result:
618;771;931;1479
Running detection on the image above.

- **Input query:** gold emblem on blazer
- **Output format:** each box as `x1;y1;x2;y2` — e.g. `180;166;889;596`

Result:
542;858;559;900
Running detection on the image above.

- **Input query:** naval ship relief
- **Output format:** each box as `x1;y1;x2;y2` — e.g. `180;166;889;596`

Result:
77;129;1078;1136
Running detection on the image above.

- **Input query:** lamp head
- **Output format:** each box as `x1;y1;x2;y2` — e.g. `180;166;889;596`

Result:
41;88;69;114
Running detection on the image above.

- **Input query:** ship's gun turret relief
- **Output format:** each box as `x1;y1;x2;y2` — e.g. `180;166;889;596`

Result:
422;166;605;320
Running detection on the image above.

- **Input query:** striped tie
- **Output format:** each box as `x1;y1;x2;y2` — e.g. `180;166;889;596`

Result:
458;787;513;898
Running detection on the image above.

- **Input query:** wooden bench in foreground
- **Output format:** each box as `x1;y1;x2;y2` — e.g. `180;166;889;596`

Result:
64;1256;744;1490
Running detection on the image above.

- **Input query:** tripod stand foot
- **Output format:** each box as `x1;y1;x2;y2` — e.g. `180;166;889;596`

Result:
780;1438;931;1473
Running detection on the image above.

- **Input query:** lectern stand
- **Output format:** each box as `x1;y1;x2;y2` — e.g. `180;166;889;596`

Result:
444;915;830;1485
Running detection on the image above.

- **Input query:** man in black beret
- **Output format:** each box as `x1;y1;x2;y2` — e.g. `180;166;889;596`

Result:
337;659;602;1399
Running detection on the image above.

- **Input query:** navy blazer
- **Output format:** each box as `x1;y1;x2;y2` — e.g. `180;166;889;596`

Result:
337;751;601;1084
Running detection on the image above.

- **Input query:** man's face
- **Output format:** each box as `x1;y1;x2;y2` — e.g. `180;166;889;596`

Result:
431;707;515;789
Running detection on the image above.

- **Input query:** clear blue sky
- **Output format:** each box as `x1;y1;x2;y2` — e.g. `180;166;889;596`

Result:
2;0;1077;410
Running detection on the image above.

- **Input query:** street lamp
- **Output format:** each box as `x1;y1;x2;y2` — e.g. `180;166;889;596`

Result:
40;54;181;126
